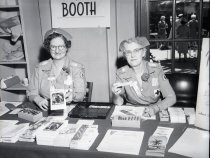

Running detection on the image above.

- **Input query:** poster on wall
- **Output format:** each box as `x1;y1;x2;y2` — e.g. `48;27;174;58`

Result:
195;38;209;130
51;0;110;28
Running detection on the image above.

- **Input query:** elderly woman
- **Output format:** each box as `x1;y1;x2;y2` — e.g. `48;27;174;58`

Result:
28;28;86;111
112;36;176;116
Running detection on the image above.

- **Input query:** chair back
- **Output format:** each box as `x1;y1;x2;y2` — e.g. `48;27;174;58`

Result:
83;82;93;102
166;73;199;107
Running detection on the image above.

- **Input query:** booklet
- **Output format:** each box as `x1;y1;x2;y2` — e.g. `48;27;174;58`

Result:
146;126;174;157
70;124;98;150
50;89;66;110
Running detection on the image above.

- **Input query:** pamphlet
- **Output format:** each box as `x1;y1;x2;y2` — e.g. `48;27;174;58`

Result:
50;89;66;110
146;126;174;157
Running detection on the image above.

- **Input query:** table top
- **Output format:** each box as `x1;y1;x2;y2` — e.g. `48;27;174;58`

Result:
0;103;194;158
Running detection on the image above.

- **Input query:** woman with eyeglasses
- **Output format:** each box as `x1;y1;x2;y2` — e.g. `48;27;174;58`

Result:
112;36;176;116
28;28;86;111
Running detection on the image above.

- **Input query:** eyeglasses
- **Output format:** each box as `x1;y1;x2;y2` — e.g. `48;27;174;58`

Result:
124;48;144;56
50;45;66;51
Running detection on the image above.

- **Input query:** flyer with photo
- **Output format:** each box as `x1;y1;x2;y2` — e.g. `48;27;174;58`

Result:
50;89;66;110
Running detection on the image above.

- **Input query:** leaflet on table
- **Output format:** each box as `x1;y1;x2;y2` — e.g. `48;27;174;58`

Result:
168;107;186;123
70;124;98;150
76;119;94;125
111;105;156;120
36;120;68;146
159;110;169;122
0;120;19;142
97;129;144;155
1;123;29;143
146;126;174;157
19;117;53;142
168;128;209;158
53;123;81;147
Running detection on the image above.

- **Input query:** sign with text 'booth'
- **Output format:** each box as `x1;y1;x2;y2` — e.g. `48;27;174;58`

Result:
51;0;110;28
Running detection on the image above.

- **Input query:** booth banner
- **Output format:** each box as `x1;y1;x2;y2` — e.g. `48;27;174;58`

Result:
195;38;209;130
51;0;110;28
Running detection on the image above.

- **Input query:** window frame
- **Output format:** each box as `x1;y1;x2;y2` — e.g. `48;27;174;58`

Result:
135;0;204;74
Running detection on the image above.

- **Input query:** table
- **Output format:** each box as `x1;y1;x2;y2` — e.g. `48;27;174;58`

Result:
0;103;193;158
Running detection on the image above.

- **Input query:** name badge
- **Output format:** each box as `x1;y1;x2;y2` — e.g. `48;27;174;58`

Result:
64;75;73;85
152;78;158;86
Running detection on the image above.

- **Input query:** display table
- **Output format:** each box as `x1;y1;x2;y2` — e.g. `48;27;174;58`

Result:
0;103;193;158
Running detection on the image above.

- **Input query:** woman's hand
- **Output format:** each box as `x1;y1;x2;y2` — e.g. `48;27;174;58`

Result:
37;99;49;111
143;107;155;117
65;89;73;103
112;82;123;95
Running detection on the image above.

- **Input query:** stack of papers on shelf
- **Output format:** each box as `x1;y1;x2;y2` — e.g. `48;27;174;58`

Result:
36;120;68;146
0;120;19;142
1;123;29;143
53;124;81;147
168;107;186;123
19;117;53;142
111;106;156;128
70;124;99;150
183;108;195;125
168;128;209;158
97;129;144;155
146;126;174;157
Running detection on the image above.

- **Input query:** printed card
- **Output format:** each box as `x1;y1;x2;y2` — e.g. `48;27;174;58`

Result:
50;89;66;110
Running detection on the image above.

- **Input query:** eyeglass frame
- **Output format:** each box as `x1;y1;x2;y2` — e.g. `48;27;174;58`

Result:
50;45;67;51
123;47;146;57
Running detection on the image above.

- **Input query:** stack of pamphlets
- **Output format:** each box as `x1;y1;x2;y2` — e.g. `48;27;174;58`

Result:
1;123;29;143
183;108;195;125
0;120;19;142
36;120;68;146
18;107;43;122
159;110;169;122
19;117;53;142
146;126;174;157
111;106;156;128
53;124;81;147
168;107;186;123
97;129;144;155
69;124;98;150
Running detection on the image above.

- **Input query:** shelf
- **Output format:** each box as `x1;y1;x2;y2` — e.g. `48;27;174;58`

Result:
0;59;27;64
2;83;27;91
0;5;19;8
